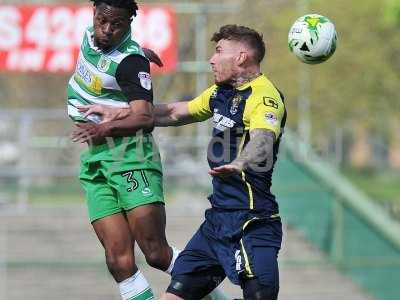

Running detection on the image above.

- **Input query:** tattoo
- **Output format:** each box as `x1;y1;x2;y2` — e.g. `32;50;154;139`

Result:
231;71;262;88
233;129;275;172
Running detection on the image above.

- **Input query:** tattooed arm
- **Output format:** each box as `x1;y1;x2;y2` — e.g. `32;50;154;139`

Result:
209;129;275;176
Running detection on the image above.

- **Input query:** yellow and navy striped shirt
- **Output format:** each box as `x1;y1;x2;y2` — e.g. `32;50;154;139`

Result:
188;74;286;213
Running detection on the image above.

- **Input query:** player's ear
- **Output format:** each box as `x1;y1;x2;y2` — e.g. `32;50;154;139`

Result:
237;51;248;65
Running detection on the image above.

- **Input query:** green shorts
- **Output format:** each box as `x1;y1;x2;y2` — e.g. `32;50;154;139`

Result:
79;160;164;223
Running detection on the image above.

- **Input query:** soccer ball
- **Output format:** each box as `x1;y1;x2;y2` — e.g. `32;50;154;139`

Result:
288;14;337;64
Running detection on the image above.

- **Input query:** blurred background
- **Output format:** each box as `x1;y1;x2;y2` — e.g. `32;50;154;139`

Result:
0;0;400;299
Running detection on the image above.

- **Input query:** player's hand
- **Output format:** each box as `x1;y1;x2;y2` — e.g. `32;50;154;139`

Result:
78;105;128;123
71;122;109;144
142;47;164;67
209;162;244;178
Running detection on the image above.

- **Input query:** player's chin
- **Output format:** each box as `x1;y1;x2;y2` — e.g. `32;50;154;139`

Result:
97;39;113;50
214;76;230;86
214;78;225;86
212;72;219;83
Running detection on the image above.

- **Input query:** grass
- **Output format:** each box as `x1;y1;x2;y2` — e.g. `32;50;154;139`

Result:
2;169;399;209
342;168;400;219
342;168;400;204
0;177;210;205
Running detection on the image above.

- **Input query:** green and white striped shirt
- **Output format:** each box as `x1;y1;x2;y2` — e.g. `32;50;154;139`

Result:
67;26;161;171
67;26;146;123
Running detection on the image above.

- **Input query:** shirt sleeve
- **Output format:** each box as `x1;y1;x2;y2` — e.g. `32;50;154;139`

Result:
245;91;285;137
187;85;216;121
115;55;153;103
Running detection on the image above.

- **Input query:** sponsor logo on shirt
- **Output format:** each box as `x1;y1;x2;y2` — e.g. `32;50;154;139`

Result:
75;58;102;95
138;72;152;90
213;109;236;131
76;59;91;84
235;250;243;271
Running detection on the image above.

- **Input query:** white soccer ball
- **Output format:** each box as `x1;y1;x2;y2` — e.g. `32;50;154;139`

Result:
288;14;337;64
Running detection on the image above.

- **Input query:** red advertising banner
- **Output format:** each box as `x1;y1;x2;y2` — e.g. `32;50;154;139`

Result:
0;5;177;74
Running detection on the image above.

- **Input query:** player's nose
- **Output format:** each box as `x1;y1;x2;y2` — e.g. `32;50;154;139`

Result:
209;53;217;65
102;23;113;36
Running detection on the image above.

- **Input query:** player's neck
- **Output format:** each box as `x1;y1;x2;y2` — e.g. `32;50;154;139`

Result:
231;67;261;88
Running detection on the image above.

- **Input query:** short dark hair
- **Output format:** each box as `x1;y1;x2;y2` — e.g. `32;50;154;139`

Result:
90;0;139;17
211;24;266;63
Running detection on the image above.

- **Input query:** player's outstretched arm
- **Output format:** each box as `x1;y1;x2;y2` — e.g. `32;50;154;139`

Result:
154;102;198;127
72;100;153;143
209;129;275;177
79;101;198;127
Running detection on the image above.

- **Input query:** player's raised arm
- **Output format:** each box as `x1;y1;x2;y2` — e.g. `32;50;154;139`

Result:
154;85;215;127
154;84;216;127
142;47;164;67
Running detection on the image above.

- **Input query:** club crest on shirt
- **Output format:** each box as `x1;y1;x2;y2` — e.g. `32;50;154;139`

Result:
230;94;243;115
138;72;152;90
210;89;218;100
97;55;111;73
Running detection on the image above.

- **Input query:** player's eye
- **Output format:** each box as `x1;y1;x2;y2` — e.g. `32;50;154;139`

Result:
111;22;122;29
97;17;106;25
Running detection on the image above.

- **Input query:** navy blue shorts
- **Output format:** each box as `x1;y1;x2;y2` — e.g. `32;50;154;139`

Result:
172;208;282;287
